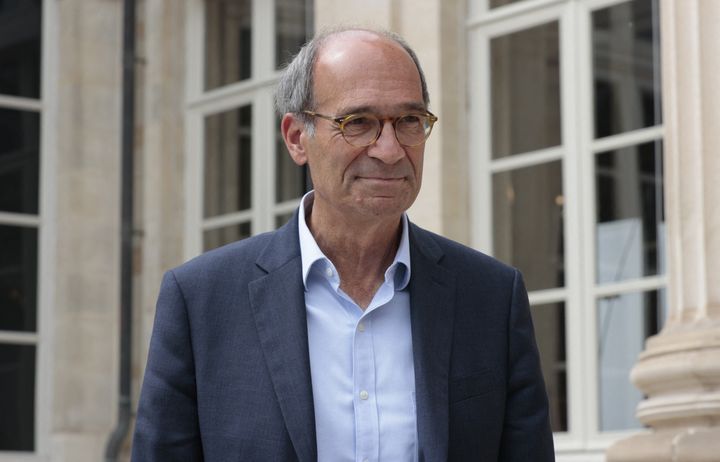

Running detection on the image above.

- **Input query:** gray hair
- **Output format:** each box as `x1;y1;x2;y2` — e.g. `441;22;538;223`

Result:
274;27;431;132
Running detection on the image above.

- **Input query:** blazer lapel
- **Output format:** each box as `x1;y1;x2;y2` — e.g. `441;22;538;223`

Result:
249;216;317;462
409;225;456;462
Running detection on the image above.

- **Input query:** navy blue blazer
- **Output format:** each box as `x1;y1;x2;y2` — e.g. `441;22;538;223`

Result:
132;212;554;461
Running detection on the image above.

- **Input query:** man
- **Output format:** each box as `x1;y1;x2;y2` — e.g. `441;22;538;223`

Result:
132;28;554;461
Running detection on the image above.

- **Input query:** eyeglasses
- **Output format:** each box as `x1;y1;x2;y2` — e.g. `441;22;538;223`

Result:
302;110;438;147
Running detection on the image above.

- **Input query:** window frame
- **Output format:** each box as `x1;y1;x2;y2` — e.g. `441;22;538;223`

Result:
185;0;309;258
467;0;666;457
0;0;56;459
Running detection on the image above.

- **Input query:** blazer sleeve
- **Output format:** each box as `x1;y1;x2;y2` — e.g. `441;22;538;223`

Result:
131;271;204;461
499;270;555;461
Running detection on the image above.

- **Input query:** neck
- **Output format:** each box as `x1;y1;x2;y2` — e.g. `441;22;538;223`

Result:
306;200;403;309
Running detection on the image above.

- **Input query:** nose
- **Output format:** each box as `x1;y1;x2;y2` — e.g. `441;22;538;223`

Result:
367;120;406;164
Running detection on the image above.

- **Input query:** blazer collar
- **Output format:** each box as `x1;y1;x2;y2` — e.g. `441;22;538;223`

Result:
250;211;318;462
408;224;456;462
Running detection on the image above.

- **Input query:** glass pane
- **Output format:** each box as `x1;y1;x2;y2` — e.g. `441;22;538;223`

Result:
0;343;35;451
276;117;307;203
598;289;665;431
0;109;40;214
593;0;661;138
530;302;567;432
203;222;251;251
275;0;313;69
205;0;252;90
493;161;564;291
0;226;37;332
596;141;664;283
0;0;42;98
491;21;561;159
204;105;252;218
490;0;529;9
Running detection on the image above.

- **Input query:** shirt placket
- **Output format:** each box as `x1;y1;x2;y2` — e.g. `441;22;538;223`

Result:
353;315;379;462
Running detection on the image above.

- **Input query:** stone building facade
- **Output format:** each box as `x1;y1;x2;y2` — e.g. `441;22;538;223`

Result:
0;0;716;461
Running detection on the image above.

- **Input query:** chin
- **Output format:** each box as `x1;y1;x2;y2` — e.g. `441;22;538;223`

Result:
356;197;413;218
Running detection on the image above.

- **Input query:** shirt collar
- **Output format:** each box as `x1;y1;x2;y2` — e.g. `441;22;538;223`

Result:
298;190;411;291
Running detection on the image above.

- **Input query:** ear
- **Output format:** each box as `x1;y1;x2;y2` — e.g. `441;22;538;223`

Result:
281;113;308;166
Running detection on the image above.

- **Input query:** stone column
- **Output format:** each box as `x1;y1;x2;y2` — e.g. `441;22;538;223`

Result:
606;0;720;460
133;1;188;451
51;1;123;460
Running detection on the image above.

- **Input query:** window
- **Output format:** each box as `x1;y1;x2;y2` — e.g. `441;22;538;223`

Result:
186;0;312;255
0;0;43;454
469;0;663;457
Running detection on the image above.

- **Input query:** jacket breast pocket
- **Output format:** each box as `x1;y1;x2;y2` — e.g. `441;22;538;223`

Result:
449;368;499;404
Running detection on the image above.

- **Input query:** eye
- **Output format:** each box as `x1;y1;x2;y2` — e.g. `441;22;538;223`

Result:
399;115;421;123
396;114;424;131
342;115;375;135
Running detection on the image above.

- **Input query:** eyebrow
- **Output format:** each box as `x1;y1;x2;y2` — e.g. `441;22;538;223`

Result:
335;102;428;116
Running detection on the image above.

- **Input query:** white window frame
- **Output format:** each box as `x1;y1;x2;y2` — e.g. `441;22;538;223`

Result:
185;0;306;258
467;0;666;459
0;0;57;460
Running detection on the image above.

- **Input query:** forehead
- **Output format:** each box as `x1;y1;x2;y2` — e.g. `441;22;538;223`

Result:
313;31;425;113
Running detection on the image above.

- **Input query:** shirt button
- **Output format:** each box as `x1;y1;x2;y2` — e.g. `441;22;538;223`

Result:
325;267;333;278
359;390;369;400
357;323;365;332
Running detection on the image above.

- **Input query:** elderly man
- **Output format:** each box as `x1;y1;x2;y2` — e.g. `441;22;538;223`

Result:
132;28;554;462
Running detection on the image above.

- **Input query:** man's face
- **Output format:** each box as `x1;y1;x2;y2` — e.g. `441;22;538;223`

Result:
291;32;426;224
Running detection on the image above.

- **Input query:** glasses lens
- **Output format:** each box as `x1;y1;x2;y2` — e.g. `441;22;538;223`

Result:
341;115;380;146
395;114;430;146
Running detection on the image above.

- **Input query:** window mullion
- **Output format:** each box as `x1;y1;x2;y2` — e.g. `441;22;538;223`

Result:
252;0;274;79
468;28;492;254
575;0;602;443
251;90;274;234
185;0;205;258
185;110;204;258
186;0;204;102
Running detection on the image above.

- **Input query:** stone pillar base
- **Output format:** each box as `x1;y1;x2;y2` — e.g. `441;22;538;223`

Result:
607;427;720;462
607;324;720;462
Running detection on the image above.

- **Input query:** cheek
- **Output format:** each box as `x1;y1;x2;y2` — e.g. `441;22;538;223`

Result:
306;151;352;189
408;149;424;178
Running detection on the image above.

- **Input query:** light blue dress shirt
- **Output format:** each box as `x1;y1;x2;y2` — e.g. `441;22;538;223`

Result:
298;192;418;462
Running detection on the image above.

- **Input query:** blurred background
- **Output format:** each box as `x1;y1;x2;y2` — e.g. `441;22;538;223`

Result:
1;0;718;460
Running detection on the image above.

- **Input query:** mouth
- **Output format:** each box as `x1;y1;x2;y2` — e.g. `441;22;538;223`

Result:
356;176;405;182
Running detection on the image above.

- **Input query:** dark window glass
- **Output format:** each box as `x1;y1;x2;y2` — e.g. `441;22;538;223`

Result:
598;289;665;430
530;302;567;432
0;343;35;451
489;0;528;8
595;141;664;283
493;161;565;291
491;21;561;158
0;225;37;332
0;108;40;214
593;0;661;138
275;0;313;69
204;221;251;251
204;105;252;218
0;0;42;98
275;117;307;203
205;0;252;90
